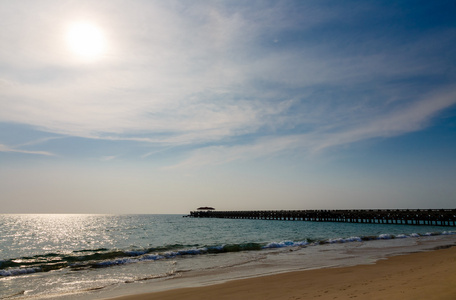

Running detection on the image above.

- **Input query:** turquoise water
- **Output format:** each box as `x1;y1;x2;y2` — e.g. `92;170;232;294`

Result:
0;214;455;299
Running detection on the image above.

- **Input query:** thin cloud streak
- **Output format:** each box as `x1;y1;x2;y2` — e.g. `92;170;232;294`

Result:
0;144;55;156
16;136;64;148
311;88;456;153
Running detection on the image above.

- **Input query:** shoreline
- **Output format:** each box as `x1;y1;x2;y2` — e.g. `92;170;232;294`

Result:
107;245;456;300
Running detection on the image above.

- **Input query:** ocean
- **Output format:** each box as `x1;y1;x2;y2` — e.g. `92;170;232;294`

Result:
1;214;455;299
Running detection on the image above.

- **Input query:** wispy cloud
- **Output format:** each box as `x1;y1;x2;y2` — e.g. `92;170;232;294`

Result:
16;136;64;148
310;87;456;153
0;144;55;156
170;87;456;168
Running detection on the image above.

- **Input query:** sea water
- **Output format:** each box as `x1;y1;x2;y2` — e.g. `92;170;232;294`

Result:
0;214;455;299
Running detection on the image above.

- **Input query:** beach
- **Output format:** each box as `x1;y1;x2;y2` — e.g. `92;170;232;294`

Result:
109;245;456;300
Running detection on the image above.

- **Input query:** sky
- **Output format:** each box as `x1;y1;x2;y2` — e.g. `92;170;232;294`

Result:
1;0;455;214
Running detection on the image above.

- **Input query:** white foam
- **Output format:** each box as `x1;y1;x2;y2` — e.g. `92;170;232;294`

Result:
263;240;308;249
378;234;392;239
140;254;164;261
0;267;38;277
208;245;225;251
442;231;456;235
178;248;207;255
395;234;408;239
163;248;208;258
96;258;138;267
327;236;362;243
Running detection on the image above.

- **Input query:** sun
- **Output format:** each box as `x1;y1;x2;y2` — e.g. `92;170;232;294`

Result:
66;22;106;59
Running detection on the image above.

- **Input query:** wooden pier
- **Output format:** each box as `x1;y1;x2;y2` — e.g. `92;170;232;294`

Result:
188;209;456;226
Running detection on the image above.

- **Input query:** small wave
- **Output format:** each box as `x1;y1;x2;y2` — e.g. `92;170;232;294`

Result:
94;258;139;268
423;232;440;236
395;234;408;239
140;254;164;261
0;267;39;277
215;243;263;252
85;244;267;269
263;240;308;248
442;231;456;235
327;236;362;243
177;248;208;255
162;248;206;258
124;250;148;256
378;234;393;239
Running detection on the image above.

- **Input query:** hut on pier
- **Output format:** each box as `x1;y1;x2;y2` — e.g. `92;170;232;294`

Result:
197;207;215;211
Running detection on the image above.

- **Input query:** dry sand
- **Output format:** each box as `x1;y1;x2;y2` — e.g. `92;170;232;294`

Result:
109;246;456;300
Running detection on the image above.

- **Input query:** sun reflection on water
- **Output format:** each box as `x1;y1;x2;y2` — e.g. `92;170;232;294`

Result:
1;214;116;258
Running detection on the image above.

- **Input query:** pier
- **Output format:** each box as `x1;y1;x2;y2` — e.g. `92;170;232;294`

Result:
188;209;456;226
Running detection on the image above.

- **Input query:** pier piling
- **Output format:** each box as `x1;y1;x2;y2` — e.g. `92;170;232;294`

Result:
188;209;456;226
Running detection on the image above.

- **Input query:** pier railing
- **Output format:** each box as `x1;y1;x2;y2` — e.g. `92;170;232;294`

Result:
188;209;456;226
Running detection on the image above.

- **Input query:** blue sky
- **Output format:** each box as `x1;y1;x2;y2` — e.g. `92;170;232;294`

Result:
1;0;455;213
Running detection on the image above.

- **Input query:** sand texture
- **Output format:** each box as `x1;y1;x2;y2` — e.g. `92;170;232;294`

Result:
109;246;456;300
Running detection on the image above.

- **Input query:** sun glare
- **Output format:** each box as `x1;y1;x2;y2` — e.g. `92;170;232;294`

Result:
66;22;106;59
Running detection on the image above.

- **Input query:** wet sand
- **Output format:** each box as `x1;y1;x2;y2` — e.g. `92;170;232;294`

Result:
108;245;456;300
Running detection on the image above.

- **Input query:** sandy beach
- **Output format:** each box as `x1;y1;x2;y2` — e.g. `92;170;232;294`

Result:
109;245;456;300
